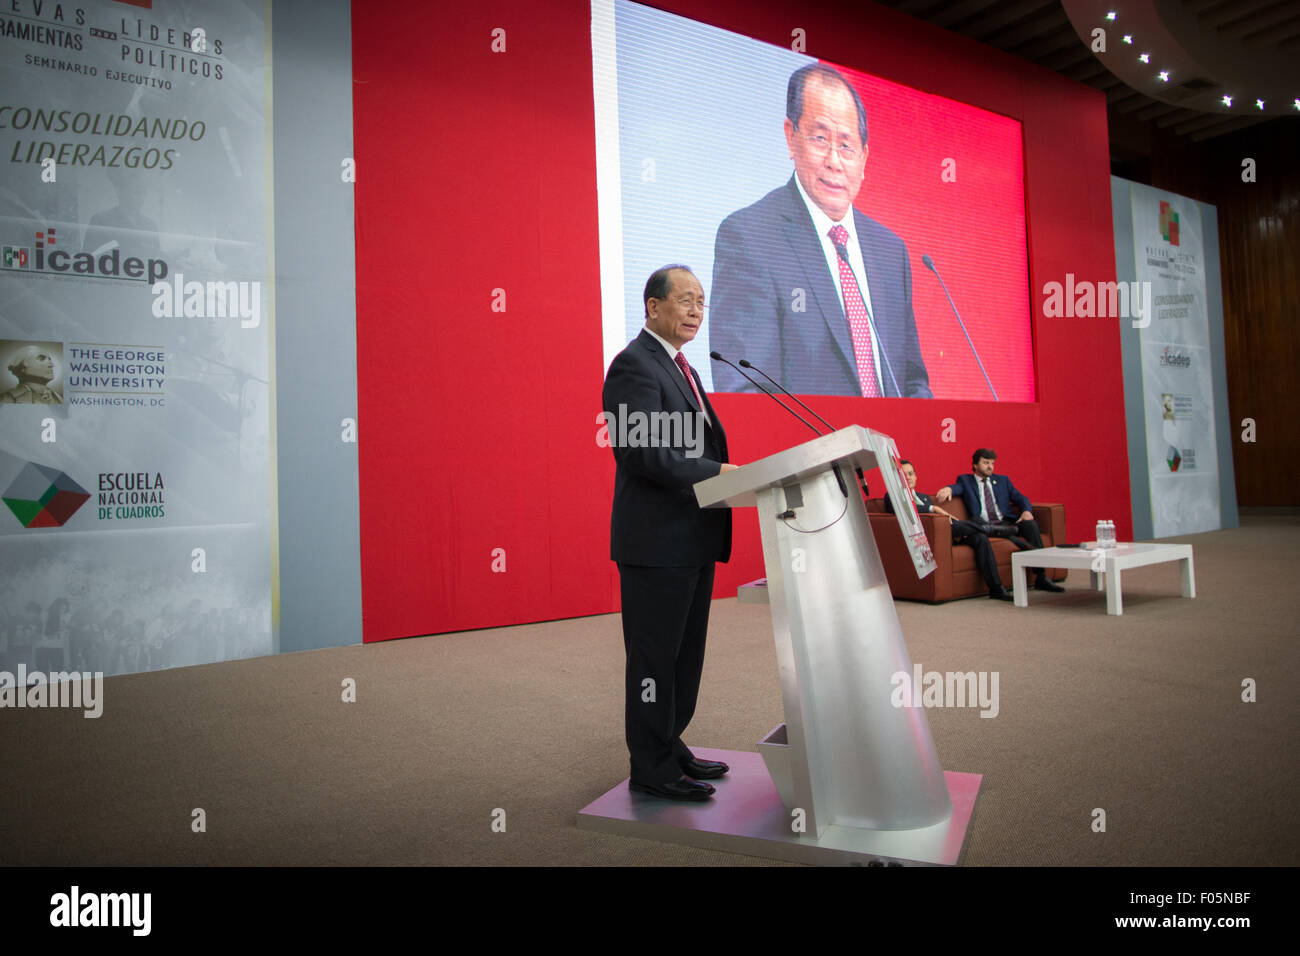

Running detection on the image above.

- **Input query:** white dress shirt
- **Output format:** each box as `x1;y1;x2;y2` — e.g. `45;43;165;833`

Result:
643;325;711;428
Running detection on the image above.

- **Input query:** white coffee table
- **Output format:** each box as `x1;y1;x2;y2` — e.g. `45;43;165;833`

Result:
1011;543;1195;615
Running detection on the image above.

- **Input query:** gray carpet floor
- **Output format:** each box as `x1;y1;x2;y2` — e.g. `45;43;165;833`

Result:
2;516;1296;866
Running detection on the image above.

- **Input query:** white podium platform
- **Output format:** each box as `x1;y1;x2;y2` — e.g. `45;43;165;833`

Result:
577;748;981;866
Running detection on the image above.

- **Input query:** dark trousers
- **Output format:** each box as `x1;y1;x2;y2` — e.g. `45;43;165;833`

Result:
994;517;1049;578
948;519;1004;592
617;562;715;785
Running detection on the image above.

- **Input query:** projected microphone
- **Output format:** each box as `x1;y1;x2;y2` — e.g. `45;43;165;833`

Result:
739;358;870;499
739;359;835;433
922;254;998;401
832;239;902;397
710;351;822;438
711;350;846;500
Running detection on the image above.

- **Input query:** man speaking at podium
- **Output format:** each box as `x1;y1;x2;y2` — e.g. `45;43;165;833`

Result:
602;265;739;802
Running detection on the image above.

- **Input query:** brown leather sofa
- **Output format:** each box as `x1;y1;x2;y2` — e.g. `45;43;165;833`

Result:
866;496;1067;602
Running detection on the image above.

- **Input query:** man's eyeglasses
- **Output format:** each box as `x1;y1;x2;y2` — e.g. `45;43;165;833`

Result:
666;296;707;312
797;125;862;163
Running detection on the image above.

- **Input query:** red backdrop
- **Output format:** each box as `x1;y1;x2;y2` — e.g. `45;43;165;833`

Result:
352;0;1129;643
831;63;1035;402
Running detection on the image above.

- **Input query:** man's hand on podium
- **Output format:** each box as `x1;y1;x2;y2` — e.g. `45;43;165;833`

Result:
719;463;739;473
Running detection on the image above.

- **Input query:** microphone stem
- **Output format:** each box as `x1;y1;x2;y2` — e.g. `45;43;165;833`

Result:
929;265;998;401
741;362;836;432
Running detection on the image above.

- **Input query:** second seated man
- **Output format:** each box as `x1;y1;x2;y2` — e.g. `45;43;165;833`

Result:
935;448;1065;593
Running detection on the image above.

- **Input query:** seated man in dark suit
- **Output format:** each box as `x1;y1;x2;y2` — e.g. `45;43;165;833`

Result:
886;459;1013;601
935;448;1064;593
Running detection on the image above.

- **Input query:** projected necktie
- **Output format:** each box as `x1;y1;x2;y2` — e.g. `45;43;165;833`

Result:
982;478;999;522
675;352;704;412
829;225;880;397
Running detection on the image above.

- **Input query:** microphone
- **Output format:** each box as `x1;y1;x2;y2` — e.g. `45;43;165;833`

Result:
831;239;902;397
738;359;837;433
712;350;847;500
737;357;870;499
922;254;998;401
710;351;822;438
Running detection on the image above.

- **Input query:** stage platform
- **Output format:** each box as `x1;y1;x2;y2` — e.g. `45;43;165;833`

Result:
577;747;981;866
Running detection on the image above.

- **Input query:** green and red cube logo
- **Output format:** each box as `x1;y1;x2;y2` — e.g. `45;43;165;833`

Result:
3;462;90;528
1159;201;1180;246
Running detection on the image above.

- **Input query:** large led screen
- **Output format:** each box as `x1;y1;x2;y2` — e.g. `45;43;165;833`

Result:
593;0;1035;401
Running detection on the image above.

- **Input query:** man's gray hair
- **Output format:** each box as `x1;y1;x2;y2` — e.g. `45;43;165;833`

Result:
786;64;869;147
643;264;695;318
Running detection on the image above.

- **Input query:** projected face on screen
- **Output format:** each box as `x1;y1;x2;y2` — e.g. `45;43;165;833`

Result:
594;0;1035;403
784;71;867;223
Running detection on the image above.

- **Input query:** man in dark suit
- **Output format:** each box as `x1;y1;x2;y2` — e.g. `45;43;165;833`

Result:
709;64;930;398
935;448;1064;593
886;459;1014;601
602;265;739;802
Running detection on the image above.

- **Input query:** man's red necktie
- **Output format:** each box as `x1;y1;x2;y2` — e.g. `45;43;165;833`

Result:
674;352;705;411
830;224;881;397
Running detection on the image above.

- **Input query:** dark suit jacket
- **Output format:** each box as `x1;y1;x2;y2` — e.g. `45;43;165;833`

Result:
950;473;1032;522
708;176;931;398
602;330;731;567
884;489;932;514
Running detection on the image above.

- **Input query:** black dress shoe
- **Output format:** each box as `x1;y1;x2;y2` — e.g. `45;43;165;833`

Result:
629;775;715;801
680;757;729;780
989;587;1014;601
1034;578;1065;592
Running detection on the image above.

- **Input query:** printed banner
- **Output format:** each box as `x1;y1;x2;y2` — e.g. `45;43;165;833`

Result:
1129;183;1220;536
0;0;273;675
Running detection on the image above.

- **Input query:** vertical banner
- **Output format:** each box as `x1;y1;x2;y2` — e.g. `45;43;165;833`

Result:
0;1;273;675
870;431;936;579
1129;183;1220;537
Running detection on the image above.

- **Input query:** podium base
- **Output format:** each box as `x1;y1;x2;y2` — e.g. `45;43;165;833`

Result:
736;578;769;604
577;747;981;866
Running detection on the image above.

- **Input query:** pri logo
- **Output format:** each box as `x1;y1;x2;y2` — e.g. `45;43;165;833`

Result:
2;461;90;528
1159;200;1180;246
2;246;30;270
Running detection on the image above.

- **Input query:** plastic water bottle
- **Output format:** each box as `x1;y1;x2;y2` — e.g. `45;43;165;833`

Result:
1104;521;1116;549
1095;520;1105;548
